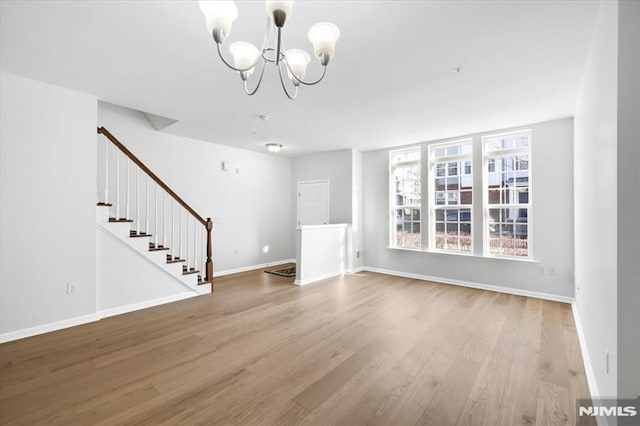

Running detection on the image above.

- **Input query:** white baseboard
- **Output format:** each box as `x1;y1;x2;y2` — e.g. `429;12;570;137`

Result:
0;292;199;344
361;266;574;304
98;292;197;319
294;271;342;286
214;258;295;277
0;313;101;344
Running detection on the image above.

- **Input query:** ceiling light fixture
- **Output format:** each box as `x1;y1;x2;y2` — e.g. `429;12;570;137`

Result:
199;1;340;100
266;143;283;153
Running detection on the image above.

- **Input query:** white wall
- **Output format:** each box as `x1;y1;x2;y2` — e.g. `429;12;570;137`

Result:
363;118;574;298
0;72;97;335
351;150;364;271
574;0;618;399
616;0;640;401
98;102;293;274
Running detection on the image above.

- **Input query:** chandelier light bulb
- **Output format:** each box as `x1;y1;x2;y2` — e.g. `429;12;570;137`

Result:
229;41;260;70
285;49;311;80
308;22;340;60
266;1;293;23
199;1;238;39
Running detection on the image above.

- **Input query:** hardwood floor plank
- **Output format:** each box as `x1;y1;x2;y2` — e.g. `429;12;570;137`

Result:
539;301;571;387
455;294;527;426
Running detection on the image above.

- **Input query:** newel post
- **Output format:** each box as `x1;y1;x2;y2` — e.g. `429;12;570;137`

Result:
205;218;214;285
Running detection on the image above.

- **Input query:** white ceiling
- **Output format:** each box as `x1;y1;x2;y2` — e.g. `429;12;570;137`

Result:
1;0;600;157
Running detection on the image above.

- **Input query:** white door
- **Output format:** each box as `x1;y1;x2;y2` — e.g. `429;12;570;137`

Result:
297;180;329;226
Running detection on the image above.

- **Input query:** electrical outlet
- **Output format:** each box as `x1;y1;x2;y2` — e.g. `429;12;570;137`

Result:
356;251;360;259
66;283;77;295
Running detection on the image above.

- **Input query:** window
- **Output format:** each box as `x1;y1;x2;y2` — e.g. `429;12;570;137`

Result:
430;140;473;252
390;148;421;249
484;131;531;258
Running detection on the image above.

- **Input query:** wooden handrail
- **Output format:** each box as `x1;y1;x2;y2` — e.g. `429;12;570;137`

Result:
98;126;214;284
98;127;206;226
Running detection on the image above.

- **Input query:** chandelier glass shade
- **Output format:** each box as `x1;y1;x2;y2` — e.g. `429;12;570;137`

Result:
199;1;340;99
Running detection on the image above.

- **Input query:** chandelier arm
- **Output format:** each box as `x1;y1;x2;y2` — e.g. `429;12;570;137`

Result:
276;27;282;66
242;60;268;96
277;61;298;100
215;42;261;73
278;36;328;86
283;60;328;86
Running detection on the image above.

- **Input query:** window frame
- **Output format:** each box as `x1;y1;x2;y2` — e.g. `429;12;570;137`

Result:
389;146;422;250
428;139;473;254
482;130;533;259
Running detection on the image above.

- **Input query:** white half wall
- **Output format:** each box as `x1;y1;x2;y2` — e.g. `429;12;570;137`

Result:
295;224;347;285
574;0;618;399
0;72;97;335
363;118;575;298
98;102;294;274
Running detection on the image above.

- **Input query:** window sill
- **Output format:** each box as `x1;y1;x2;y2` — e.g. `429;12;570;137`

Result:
386;246;538;264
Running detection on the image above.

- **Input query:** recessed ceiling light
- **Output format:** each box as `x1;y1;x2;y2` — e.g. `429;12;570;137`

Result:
266;143;283;153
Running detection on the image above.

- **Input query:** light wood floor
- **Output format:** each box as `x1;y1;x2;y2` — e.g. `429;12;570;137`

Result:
0;269;593;425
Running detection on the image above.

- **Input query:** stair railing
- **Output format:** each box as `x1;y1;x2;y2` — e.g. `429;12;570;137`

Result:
96;127;213;286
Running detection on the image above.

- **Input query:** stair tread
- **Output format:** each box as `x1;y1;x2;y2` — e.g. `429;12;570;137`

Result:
198;280;213;286
167;259;185;264
149;247;170;251
97;202;113;207
130;233;152;238
109;218;134;223
182;269;200;275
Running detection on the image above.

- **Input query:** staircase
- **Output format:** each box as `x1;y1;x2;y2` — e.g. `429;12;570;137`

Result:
96;127;213;294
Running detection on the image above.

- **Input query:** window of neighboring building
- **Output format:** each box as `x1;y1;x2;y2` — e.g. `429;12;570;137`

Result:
484;131;531;258
430;140;473;252
390;147;421;249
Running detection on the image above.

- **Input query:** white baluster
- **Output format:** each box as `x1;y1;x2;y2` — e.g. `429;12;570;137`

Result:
194;217;197;271
136;168;140;235
162;192;166;248
171;199;175;259
154;184;158;246
186;214;190;270
126;159;130;220
179;207;183;260
145;176;149;235
202;226;205;278
115;151;120;219
104;137;109;205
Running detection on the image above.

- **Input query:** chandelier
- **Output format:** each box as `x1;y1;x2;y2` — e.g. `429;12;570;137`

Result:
198;1;340;99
